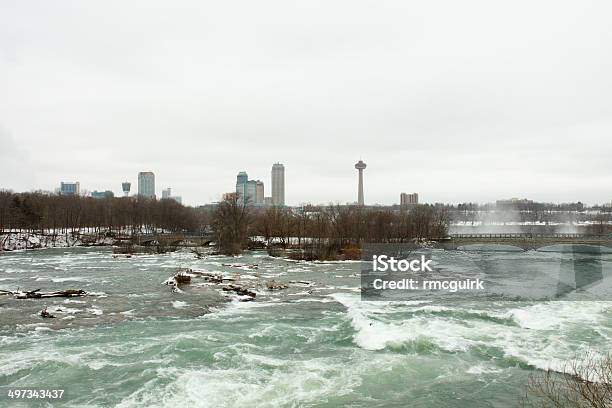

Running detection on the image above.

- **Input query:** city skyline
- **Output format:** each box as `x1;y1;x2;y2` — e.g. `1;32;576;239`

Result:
4;159;612;207
1;1;611;206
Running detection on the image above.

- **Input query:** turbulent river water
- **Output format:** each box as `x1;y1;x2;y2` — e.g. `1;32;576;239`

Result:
0;247;611;407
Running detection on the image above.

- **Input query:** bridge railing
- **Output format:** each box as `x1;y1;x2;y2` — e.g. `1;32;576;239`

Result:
449;233;606;239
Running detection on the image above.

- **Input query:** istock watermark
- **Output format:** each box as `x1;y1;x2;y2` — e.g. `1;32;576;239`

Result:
360;243;612;302
371;277;484;292
372;255;433;272
366;248;484;296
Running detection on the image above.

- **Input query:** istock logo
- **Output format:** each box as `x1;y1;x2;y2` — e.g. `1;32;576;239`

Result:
372;255;433;272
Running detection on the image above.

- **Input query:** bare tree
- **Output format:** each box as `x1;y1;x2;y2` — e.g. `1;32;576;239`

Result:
522;352;612;408
0;191;201;239
212;193;251;255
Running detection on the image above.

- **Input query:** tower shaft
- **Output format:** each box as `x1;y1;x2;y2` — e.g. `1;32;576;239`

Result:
357;169;364;206
354;160;366;206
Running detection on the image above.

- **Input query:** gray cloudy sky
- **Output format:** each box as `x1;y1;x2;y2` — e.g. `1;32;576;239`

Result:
1;0;611;206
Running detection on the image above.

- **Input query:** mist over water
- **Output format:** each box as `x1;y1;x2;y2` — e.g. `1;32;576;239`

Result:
0;248;611;407
449;209;589;235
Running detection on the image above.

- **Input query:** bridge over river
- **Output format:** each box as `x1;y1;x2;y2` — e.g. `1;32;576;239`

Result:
111;232;612;252
113;233;215;247
440;233;612;251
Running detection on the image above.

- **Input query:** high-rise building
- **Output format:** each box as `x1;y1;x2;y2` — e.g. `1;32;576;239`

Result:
59;182;80;196
236;171;248;185
264;197;273;206
122;182;131;197
138;172;155;198
355;160;366;206
400;192;418;206
271;163;285;206
236;171;248;204
246;180;257;204
236;172;266;206
255;181;264;205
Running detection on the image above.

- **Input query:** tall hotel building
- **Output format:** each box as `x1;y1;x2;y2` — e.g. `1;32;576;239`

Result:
59;182;80;196
235;171;249;204
255;181;264;205
400;192;419;206
138;172;156;198
236;171;263;205
271;163;285;206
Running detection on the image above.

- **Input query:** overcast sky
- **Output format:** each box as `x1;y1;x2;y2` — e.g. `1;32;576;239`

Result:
1;1;611;206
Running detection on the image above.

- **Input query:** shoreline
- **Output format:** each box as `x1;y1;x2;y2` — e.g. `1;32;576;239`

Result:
0;232;115;252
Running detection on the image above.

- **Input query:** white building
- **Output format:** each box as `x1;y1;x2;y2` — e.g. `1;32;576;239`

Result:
400;192;418;206
59;182;80;196
271;163;285;206
138;172;155;198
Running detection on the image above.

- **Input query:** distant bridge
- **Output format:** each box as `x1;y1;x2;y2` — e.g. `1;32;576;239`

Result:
110;232;612;251
440;233;612;251
113;233;215;247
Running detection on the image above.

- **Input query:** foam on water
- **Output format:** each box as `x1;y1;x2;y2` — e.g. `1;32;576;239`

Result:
291;298;336;303
172;301;188;309
504;301;610;330
466;364;503;375
331;292;612;372
115;356;364;408
88;308;103;316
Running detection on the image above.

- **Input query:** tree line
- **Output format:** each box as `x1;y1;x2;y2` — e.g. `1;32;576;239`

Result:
0;190;206;235
212;194;450;257
451;201;611;234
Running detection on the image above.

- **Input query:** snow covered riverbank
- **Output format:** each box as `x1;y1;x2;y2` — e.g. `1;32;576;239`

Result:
0;232;114;251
